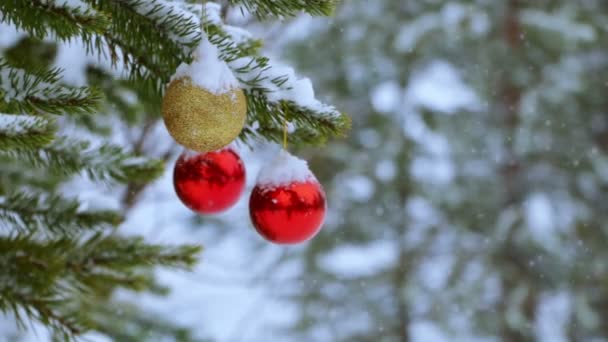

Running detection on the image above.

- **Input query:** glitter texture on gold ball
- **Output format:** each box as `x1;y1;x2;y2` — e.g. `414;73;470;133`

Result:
162;77;247;152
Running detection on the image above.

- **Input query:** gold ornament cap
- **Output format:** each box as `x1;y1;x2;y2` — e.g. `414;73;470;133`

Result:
162;77;247;152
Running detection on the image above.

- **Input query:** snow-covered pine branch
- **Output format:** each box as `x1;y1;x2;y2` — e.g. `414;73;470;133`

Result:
0;61;102;116
0;113;56;150
0;137;164;184
1;0;201;95
0;232;200;338
126;0;201;48
201;2;349;145
0;0;108;42
0;192;122;236
228;0;338;19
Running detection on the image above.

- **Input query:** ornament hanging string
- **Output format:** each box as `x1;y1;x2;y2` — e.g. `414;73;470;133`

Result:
283;115;288;150
201;0;208;34
282;102;289;150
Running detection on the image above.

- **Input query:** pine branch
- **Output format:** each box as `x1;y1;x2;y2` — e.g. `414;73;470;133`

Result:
0;236;93;339
229;0;338;19
205;21;264;62
78;299;203;341
0;61;102;116
202;5;350;145
0;0;109;42
0;113;56;150
0;137;165;184
1;0;200;97
242;96;350;145
80;235;201;271
0;192;122;236
82;0;200;94
233;55;350;145
0;234;201;339
10;296;88;339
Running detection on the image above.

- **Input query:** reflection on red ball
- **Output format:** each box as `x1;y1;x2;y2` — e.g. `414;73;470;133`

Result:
249;181;326;244
173;148;246;214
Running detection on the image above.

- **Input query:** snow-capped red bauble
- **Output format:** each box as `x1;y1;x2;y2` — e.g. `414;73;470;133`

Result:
173;147;246;214
162;38;247;152
249;150;327;244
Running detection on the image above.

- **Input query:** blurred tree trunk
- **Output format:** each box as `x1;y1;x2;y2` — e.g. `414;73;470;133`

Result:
497;1;538;341
393;251;411;342
392;106;413;342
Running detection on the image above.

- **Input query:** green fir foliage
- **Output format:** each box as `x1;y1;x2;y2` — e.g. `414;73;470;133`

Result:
0;0;345;339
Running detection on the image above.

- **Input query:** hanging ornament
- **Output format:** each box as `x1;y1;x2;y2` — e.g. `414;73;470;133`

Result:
249;150;327;244
173;147;246;214
162;37;247;152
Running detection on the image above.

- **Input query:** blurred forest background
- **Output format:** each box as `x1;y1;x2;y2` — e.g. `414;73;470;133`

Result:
278;0;608;341
4;0;608;341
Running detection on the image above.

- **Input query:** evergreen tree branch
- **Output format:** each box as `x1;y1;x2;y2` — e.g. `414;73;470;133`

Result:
0;61;102;116
202;5;350;145
0;0;109;42
9;295;87;339
0;234;201;339
241;96;350;145
80;235;201;271
1;0;200;96
0;192;122;236
82;0;200;94
0;137;165;184
77;298;204;341
205;20;264;62
0;236;94;339
228;0;338;19
0;113;56;150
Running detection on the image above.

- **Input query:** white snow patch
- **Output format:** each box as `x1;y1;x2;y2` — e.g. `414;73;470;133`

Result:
256;149;316;187
536;292;571;342
370;81;402;113
525;193;554;233
411;156;454;185
521;9;596;42
395;3;489;52
525;193;560;250
441;3;467;28
132;0;201;45
410;321;449;342
343;175;375;202
406;61;478;114
230;56;339;116
395;14;440;53
407;196;441;225
172;36;239;95
357;129;382;149
203;2;223;25
319;241;397;277
0;67;52;102
51;0;90;10
0;113;50;135
418;254;454;291
375;159;396;182
470;11;491;36
201;2;338;117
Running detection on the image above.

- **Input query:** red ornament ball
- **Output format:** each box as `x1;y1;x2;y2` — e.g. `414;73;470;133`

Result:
249;180;327;244
173;148;246;214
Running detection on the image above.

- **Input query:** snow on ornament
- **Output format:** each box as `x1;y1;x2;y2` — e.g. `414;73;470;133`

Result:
162;37;247;152
249;150;327;244
173;147;246;214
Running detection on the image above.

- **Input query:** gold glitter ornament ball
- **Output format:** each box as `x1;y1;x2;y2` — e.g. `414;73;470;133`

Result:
162;77;247;152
